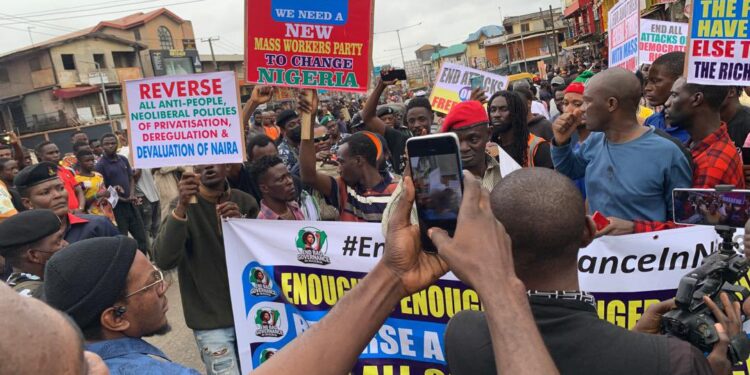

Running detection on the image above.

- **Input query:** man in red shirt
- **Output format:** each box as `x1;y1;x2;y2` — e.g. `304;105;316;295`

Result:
601;79;742;235
34;141;84;213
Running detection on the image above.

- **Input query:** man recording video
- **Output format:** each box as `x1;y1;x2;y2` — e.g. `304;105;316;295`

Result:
445;168;743;375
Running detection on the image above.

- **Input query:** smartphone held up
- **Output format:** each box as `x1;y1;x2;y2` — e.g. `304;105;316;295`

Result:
673;187;750;229
406;134;464;253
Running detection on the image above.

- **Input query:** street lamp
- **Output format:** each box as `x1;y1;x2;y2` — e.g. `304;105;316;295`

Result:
79;60;111;122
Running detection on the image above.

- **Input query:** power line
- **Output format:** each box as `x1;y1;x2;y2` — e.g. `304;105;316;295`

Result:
0;0;161;19
0;24;58;37
9;0;150;18
0;0;206;26
0;12;78;33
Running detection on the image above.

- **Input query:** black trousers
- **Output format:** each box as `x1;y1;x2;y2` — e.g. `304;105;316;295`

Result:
113;201;150;256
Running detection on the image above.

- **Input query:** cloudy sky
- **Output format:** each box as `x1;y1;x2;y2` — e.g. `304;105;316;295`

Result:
0;0;559;66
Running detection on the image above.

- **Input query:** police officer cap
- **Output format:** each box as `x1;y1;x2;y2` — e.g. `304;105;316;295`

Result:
44;236;137;330
0;209;61;253
376;106;395;117
14;162;59;192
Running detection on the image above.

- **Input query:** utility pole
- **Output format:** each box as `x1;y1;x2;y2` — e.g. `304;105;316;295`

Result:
201;36;220;70
540;7;553;65
375;22;422;68
27;26;34;45
549;5;560;62
80;60;110;122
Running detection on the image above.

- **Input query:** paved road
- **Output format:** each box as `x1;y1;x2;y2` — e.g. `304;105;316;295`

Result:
145;273;206;373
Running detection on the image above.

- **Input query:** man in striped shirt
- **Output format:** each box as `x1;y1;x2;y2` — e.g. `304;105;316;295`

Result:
300;128;398;222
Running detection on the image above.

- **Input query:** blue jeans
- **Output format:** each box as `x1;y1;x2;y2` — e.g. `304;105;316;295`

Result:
193;328;240;375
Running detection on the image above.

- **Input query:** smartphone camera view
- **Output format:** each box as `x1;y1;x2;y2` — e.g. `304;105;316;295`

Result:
673;189;750;228
411;154;462;221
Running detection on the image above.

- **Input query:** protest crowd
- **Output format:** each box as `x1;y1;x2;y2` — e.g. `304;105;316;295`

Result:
3;0;750;374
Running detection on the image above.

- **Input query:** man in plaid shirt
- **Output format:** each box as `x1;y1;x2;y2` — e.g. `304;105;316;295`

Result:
601;78;743;235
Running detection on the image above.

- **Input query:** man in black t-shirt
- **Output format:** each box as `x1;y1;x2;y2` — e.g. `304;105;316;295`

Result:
721;86;750;147
445;168;739;375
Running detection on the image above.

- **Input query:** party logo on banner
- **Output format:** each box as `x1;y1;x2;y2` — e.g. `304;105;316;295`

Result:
295;227;330;265
249;267;277;297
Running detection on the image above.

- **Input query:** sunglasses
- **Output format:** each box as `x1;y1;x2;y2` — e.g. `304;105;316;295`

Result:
314;134;330;143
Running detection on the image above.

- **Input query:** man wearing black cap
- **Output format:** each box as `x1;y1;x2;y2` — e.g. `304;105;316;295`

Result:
14;162;119;244
277;109;302;171
0;209;66;297
44;236;200;374
154;163;258;375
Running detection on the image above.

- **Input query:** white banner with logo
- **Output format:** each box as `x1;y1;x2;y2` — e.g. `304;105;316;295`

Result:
223;220;750;374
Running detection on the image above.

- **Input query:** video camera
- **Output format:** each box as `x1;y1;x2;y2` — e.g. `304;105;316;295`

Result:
664;187;750;363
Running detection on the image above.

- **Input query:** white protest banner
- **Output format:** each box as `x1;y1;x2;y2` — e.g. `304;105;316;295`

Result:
608;0;640;71
428;63;509;114
686;0;750;86
224;220;469;374
224;221;750;373
124;71;244;169
639;19;688;65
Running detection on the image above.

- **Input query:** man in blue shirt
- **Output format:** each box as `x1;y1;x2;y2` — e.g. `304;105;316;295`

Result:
44;236;200;375
551;68;692;222
643;52;690;144
95;133;149;255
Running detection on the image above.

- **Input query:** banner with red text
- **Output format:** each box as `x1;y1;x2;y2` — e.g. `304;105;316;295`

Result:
244;0;374;92
608;0;640;71
639;19;688;65
687;0;750;85
124;71;244;169
428;63;509;115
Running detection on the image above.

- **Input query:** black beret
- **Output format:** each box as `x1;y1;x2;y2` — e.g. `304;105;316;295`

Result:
43;236;137;330
14;162;59;192
0;209;61;253
276;109;299;127
376;106;395;117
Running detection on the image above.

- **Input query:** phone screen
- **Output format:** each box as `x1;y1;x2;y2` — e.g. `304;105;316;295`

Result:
407;134;463;252
673;188;750;228
470;76;483;90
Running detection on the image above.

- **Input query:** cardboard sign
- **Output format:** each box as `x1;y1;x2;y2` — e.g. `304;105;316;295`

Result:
686;0;750;86
608;0;640;71
245;0;374;92
639;19;688;65
124;71;245;169
428;63;509;114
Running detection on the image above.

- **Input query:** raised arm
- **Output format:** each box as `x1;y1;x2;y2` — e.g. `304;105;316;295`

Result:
361;77;396;136
241;86;274;128
297;90;333;198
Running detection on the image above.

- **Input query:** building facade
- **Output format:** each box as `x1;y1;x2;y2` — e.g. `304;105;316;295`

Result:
463;26;504;70
89;8;201;77
484;8;566;74
0;32;144;135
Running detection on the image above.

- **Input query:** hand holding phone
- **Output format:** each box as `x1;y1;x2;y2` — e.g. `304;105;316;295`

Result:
592;211;610;231
406;134;463;253
381;69;407;82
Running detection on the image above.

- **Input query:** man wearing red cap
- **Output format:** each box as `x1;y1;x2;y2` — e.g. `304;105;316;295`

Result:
382;100;501;233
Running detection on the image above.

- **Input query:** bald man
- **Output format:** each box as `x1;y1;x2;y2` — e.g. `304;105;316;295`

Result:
445;168;728;375
550;68;692;223
0;283;109;375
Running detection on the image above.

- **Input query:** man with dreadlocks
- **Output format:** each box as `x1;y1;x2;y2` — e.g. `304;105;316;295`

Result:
487;91;553;168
